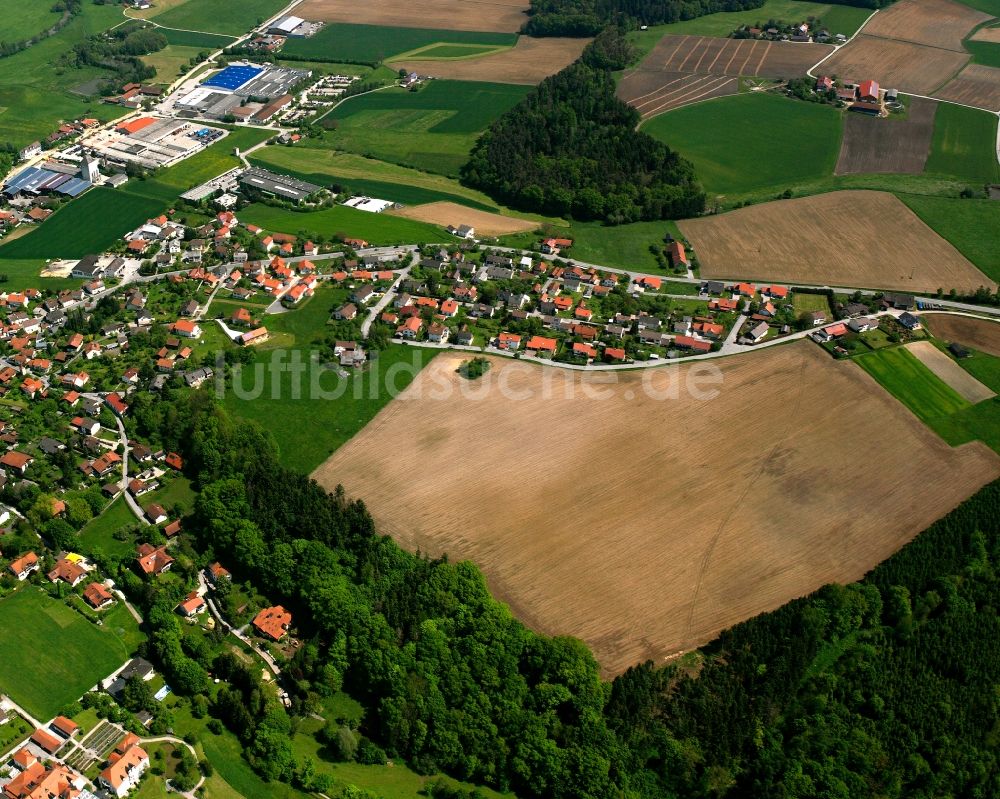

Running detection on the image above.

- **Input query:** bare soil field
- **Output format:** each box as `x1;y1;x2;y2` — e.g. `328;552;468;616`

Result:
971;25;1000;44
905;340;996;402
678;191;996;293
861;0;991;51
391;201;536;236
835;97;937;175
924;313;1000;357
616;71;738;119
313;344;1000;676
297;0;528;32
936;64;1000;111
639;34;831;79
393;36;588;84
821;36;969;94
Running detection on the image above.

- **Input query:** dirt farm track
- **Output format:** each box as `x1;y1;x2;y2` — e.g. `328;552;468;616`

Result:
313;345;999;676
679;191;997;294
296;0;529;32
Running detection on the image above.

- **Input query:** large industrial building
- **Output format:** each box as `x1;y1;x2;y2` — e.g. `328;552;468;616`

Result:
268;15;322;37
174;62;310;120
239;167;322;202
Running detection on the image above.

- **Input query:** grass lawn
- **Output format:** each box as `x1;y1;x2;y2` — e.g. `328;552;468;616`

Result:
900;195;1000;285
792;292;833;316
239;203;447;246
77;498;142;558
0;587;140;719
0;2;128;147
250;146;501;211
282;23;516;63
0;714;32;756
152;0;287;36
924;102;1000;184
144;474;196;515
642;92;842;196
855;345;972;426
225;344;438;473
318;81;528;176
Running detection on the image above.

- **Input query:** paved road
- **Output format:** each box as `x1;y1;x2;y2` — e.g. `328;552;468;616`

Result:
361;262;413;337
81;392;146;524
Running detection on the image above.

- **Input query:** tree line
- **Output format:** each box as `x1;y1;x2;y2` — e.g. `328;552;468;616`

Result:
461;31;705;224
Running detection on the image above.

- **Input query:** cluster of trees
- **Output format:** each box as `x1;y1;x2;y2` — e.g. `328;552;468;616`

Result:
462;36;704;224
128;390;1000;798
524;0;767;37
62;20;165;93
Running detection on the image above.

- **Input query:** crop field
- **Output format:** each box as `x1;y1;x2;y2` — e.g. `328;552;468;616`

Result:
392;36;589;84
249;147;503;210
617;71;738;119
643;93;842;195
679;191;996;292
924;313;1000;357
822;36;970;94
902;195;1000;283
238;202;446;245
905;340;996;402
0;189;162;261
391;202;536;236
0;588;139;719
862;0;991;51
152;0;288;36
971;23;1000;43
296;0;529;33
282;23;515;63
142;45;207;84
320;80;529;175
856;345;974;420
159;28;237;48
936;64;1000;111
835;97;937;175
924;102;1000;183
403;43;508;59
313;344;1000;676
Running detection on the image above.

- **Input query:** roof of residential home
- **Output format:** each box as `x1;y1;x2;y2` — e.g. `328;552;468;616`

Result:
526;335;557;351
48;557;86;585
83;581;114;607
135;543;173;575
171;320;199;334
253;605;292;640
9;551;38;575
1;451;32;469
178;595;205;615
209;562;231;580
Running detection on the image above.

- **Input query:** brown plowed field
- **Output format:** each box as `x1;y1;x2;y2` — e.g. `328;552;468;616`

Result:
313;344;1000;676
924;313;1000;357
617;35;830;117
820;36;969;95
835;96;938;175
936;64;1000;111
393;36;588;84
678;191;997;293
391;202;537;236
861;0;991;51
616;72;738;118
971;25;1000;44
297;0;528;32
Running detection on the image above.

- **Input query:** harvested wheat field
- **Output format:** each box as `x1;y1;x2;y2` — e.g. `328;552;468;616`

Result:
639;34;830;79
821;36;969;94
314;344;1000;676
836;97;937;175
971;25;1000;44
924;313;1000;357
297;0;527;32
905;340;996;403
617;71;738;118
936;64;1000;111
680;191;996;293
861;0;991;51
393;36;588;84
392;202;537;236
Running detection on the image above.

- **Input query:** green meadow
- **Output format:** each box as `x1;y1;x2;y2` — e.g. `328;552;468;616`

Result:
238;202;446;245
643;92;843;196
0;587;141;719
901;195;1000;284
159;28;237;48
6;3;62;42
924;103;1000;184
152;0;288;36
319;81;530;176
282;23;516;64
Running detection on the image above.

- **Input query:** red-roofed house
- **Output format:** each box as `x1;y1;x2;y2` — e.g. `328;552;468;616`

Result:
253;605;292;641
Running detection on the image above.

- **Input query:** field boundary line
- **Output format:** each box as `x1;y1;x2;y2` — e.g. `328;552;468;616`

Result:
313;83;398;125
807;8;881;78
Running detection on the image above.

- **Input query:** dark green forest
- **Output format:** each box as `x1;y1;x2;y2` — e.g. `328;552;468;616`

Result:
461;38;704;224
523;0;893;36
109;387;1000;798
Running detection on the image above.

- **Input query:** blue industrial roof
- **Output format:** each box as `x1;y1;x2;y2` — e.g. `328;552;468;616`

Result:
202;64;263;91
3;165;90;197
